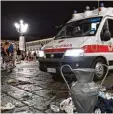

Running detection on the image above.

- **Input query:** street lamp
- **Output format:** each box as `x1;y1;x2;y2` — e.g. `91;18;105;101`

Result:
14;20;28;51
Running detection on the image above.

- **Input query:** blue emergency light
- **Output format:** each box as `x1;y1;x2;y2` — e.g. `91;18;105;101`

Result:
100;3;104;7
73;10;77;14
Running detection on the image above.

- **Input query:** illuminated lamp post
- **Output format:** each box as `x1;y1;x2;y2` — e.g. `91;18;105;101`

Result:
14;20;28;52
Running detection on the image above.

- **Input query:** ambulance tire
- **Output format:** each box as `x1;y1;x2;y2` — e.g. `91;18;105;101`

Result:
91;58;107;80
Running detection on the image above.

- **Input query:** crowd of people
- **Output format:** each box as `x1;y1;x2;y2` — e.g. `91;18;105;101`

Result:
1;41;38;70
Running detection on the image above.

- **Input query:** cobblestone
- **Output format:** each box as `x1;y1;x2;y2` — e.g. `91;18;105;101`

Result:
1;61;113;113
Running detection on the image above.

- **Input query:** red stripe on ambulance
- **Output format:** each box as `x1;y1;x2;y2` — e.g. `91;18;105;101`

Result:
44;45;113;53
83;45;113;53
44;48;71;53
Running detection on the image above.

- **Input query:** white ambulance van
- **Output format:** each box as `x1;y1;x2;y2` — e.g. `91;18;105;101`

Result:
39;4;113;80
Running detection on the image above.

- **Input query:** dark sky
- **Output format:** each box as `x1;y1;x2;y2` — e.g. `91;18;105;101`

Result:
1;1;113;41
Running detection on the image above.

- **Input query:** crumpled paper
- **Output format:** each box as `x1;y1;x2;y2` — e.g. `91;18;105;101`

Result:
60;97;75;113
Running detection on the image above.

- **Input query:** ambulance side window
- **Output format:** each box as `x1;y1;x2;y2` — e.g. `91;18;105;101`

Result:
108;19;113;38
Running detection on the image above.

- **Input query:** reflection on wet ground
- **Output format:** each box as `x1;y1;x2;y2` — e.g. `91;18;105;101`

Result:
1;61;113;113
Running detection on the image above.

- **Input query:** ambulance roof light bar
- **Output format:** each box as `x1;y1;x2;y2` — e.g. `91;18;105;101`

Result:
73;10;77;14
100;3;104;7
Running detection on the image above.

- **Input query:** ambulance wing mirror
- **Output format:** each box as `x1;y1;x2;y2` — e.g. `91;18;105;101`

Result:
101;29;111;41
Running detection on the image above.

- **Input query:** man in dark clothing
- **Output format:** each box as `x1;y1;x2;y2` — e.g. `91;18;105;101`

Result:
16;48;21;63
33;52;37;61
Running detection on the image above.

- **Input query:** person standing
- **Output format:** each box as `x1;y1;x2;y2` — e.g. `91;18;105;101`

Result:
16;48;21;63
4;41;10;56
8;42;14;56
28;51;31;61
2;41;10;70
1;43;5;69
12;48;17;67
33;51;37;61
8;42;15;67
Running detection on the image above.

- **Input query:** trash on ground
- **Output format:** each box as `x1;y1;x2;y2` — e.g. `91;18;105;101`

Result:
22;92;32;99
45;96;56;109
50;104;60;112
1;102;15;111
60;97;75;113
106;93;113;100
105;84;113;90
7;79;18;84
99;91;113;99
7;69;12;73
95;108;101;114
99;85;106;92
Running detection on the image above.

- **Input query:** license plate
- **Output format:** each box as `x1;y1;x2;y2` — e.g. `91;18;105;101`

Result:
47;68;56;73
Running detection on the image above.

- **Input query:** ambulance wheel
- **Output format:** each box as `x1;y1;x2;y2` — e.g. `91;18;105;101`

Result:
91;58;107;80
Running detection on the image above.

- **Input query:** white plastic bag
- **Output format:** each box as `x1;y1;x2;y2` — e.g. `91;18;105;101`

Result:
60;97;75;114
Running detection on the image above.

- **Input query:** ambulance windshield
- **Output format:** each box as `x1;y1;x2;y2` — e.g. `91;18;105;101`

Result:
55;17;102;39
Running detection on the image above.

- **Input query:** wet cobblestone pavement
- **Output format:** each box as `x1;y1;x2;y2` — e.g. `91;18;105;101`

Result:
1;61;69;113
1;61;113;113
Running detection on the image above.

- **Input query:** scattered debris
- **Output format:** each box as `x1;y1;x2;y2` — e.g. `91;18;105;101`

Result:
1;103;15;111
7;79;32;86
7;69;12;73
60;97;75;113
99;85;106;92
22;92;32;100
14;102;24;107
47;90;56;96
99;91;113;99
17;68;23;71
45;96;56;109
7;79;18;84
50;104;60;112
95;108;101;114
18;80;32;85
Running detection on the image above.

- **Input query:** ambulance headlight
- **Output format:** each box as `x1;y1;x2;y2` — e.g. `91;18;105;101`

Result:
39;51;45;57
64;49;84;57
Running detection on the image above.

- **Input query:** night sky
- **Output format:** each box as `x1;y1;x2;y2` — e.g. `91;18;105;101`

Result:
1;1;113;41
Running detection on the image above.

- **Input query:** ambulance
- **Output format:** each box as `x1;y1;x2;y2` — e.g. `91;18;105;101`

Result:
39;3;113;80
